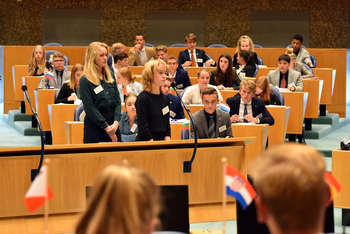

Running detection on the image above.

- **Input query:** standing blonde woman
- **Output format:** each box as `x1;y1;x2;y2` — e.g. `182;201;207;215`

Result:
232;35;259;67
75;161;159;234
136;60;171;141
28;45;53;76
80;42;121;143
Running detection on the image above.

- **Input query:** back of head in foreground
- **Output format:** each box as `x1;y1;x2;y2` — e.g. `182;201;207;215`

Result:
75;162;159;234
250;143;328;234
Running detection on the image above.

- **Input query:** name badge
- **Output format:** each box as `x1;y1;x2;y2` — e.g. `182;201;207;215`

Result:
240;72;246;77
197;58;203;63
130;123;138;133
170;110;176;118
177;83;183;89
94;85;103;94
219;125;227;132
162;106;170;115
126;84;132;93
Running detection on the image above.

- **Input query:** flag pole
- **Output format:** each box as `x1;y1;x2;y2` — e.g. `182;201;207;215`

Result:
44;159;50;234
221;157;227;234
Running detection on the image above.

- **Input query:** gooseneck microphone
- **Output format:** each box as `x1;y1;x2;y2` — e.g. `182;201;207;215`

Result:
171;82;198;173
22;85;45;181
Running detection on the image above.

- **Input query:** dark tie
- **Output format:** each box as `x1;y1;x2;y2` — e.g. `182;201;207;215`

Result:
208;116;216;138
191;50;196;67
57;71;62;89
280;75;286;88
244;104;248;123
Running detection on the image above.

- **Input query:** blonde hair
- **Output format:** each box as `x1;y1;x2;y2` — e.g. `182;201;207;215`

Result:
240;79;256;92
28;45;46;76
68;63;84;91
111;43;126;55
76;162;159;234
196;68;210;78
84;42;114;86
285;48;296;60
141;60;168;94
118;67;136;83
235;35;255;53
250;143;327;233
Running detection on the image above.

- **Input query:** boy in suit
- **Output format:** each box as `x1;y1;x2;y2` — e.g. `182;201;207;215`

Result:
226;80;274;125
128;34;157;66
266;54;304;92
191;87;233;139
161;77;185;119
166;55;191;89
291;34;313;67
178;33;215;67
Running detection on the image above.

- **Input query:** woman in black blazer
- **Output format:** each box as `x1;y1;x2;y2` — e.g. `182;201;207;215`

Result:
235;50;256;78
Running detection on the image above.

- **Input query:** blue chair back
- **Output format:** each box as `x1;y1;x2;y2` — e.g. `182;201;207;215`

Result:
179;86;190;99
74;103;84;121
253;64;259;77
310;54;317;68
54;89;60;102
46;50;70;65
285;44;307;49
169;43;187;48
270;86;285;105
207;43;228;48
257;56;263;65
254;44;264;48
303;63;314;74
144;42;155;47
107;53;113;71
43;42;64;46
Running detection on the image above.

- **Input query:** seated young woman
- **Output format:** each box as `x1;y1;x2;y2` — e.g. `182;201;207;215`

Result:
55;63;84;104
119;93;138;142
285;48;314;78
28;45;53;76
235;50;256;78
232;35;259;67
255;76;281;105
209;53;240;90
116;67;143;103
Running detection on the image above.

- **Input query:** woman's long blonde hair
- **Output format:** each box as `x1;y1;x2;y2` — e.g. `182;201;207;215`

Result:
76;161;159;234
235;35;255;53
84;42;113;85
118;67;137;83
68;63;84;91
141;60;168;94
28;45;46;76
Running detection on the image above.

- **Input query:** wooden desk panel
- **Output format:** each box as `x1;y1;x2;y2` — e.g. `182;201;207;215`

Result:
332;150;350;209
65;121;84;144
303;79;323;119
36;89;57;131
23;76;42;115
283;92;308;134
266;106;291;147
13;65;29;101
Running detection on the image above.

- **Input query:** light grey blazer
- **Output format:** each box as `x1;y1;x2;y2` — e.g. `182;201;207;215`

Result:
294;61;314;78
296;48;313;67
266;68;304;92
190;108;233;139
38;69;71;89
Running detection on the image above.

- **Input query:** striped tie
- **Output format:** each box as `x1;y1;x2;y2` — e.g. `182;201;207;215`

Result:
208;116;216;138
244;104;248;123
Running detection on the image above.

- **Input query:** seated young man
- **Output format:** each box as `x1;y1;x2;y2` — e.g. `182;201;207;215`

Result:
112;52;128;76
251;143;329;234
107;42;126;71
226;80;274;125
190;87;233;139
266;54;304;92
128;34;157;66
178;33;215;67
291;34;313;67
161;77;185;119
182;68;223;105
167;55;191;89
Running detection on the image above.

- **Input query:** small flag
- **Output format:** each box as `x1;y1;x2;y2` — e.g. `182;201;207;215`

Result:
180;122;190;139
169;87;176;95
24;165;54;212
180;122;189;131
44;71;54;80
219;100;230;113
324;171;342;204
225;164;256;210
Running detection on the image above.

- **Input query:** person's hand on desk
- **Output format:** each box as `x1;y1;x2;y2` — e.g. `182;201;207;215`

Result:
67;94;77;102
230;114;240;123
244;114;259;123
164;136;171;141
287;85;295;92
182;61;192;67
205;59;214;67
217;85;225;90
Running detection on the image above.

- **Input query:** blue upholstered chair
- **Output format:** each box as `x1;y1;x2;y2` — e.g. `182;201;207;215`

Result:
270;86;285;105
303;63;314;74
254;44;264;48
285;44;307;49
144;42;155;47
46;50;70;66
257;56;264;65
310;54;317;68
169;43;187;48
207;43;228;48
74;103;84;121
54;89;60;103
43;42;64;46
253;64;259;77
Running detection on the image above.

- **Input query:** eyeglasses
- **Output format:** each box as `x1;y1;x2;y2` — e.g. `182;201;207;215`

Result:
53;60;64;63
167;63;177;66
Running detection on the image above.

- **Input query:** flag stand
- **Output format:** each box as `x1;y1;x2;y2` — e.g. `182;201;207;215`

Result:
221;157;227;234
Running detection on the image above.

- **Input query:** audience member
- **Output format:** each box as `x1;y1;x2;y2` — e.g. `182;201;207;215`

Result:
285;48;314;78
233;35;259;67
120;93;138;142
75;161;159;234
112;52;129;76
266;54;304;91
167;55;191;89
226;80;274;125
250;143;328;234
80;42;121;143
254;76;281;105
191;87;233;139
161;77;185;119
209;53;240;90
235;50;256;78
116;67;143;103
38;52;70;89
136;60;171;141
178;33;215;67
129;34;157;66
156;45;169;62
107;42;126;71
182;68;223;105
55;63;84;104
291;34;313;67
28;45;52;76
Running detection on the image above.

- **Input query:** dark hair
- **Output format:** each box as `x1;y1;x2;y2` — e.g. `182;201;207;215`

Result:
135;34;145;40
278;54;291;63
238;50;255;66
292;34;303;43
202;86;218;98
114;52;128;64
215;53;238;87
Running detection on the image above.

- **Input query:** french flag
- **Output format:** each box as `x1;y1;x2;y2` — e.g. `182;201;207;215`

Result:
219;100;230;113
225;164;256;210
44;71;54;80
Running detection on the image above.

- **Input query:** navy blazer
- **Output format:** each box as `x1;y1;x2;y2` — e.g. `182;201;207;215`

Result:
226;95;274;125
178;49;215;67
170;68;192;89
168;93;185;119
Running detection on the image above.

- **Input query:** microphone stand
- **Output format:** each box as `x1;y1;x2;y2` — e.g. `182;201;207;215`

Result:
171;82;198;173
22;85;45;181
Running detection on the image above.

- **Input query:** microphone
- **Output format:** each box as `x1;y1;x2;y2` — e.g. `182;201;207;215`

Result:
22;85;45;181
171;82;198;173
